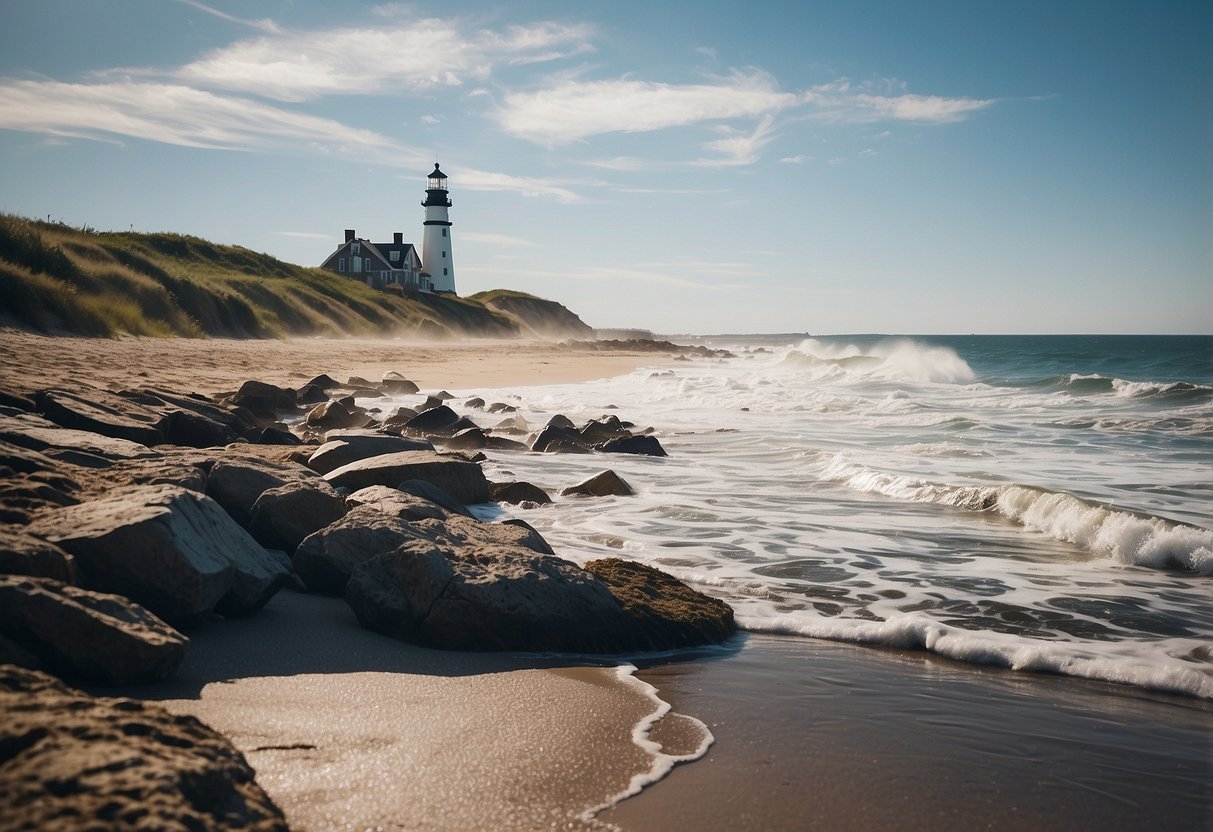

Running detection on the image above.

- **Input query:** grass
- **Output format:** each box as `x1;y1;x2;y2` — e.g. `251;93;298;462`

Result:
0;214;545;339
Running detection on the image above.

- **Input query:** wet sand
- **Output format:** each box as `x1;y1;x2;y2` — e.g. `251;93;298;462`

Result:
602;635;1213;831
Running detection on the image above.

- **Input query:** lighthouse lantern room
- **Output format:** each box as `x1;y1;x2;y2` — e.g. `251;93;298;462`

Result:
422;163;456;293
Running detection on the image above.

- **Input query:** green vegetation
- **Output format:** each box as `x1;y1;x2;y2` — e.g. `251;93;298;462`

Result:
467;288;593;338
0;214;575;339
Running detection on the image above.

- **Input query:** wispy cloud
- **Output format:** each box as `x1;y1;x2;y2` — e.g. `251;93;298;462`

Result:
694;114;777;167
461;232;538;247
584;155;653;171
456;167;586;202
494;69;798;144
176;18;593;102
779;154;808;164
0;79;429;165
804;80;992;123
176;0;280;34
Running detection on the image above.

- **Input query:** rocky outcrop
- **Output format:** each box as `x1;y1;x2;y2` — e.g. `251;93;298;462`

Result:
33;389;164;446
490;481;553;506
562;470;636;497
0;665;288;831
247;481;348;554
205;456;323;527
0;413;159;461
0;577;187;685
27;485;290;622
324;450;491;505
226;379;297;422
345;485;448;522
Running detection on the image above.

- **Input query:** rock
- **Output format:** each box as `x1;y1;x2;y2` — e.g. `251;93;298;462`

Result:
403;404;461;434
307;434;434;475
27;485;290;622
304;400;358;430
490;481;553;506
584;558;736;649
418;395;444;411
0;528;76;582
0;389;35;411
293;506;420;594
383;406;419;427
0;577;187;684
33;389;164;446
493;414;529;434
546;439;593;454
297;383;329;405
381;373;420;395
0;413;159;461
464;397;485;409
306;372;339;390
599;434;668;457
578;416;628;444
247;481;348;553
346;375;375;388
484;435;528;452
562;470;636;497
163;408;237;447
230;380;296;422
396;479;473;517
433;390;455;401
487;402;517;414
205;456;319;527
445;426;487;451
257;424;301;445
324;450;490;505
546;414;576;430
531;424;585;453
345;485;447;522
0;665;288;831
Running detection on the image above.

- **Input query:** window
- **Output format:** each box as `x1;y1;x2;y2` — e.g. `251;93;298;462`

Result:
353;257;362;273
441;251;446;258
338;257;346;272
390;250;399;262
442;228;447;237
443;267;448;275
352;242;360;255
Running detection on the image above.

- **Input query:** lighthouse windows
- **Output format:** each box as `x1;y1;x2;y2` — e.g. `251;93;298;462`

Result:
441;251;446;258
442;228;447;237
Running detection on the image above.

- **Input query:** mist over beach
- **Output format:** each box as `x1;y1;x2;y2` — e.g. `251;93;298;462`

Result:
2;1;1211;831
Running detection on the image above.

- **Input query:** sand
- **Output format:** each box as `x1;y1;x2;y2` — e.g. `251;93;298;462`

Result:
0;331;663;396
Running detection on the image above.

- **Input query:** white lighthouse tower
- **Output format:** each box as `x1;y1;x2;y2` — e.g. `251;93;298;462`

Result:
421;163;455;294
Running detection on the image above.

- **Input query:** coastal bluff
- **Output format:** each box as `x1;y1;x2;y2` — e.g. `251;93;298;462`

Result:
0;363;735;827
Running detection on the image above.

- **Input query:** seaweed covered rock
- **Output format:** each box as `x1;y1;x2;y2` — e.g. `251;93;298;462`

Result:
0;577;187;685
0;665;287;831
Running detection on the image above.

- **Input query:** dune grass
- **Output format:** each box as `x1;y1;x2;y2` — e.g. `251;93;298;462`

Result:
0;214;523;339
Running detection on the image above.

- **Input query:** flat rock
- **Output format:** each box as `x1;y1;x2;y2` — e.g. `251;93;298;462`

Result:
0;528;77;582
0;413;160;460
562;470;636;497
27;485;290;622
599;434;668;457
0;576;187;685
307;434;434;475
324;450;491;505
0;665;288;831
33;389;164;446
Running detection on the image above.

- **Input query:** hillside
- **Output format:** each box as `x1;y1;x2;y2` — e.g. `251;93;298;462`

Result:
466;289;593;339
0;215;580;340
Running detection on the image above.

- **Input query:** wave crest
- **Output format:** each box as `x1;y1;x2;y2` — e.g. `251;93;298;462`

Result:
776;339;976;385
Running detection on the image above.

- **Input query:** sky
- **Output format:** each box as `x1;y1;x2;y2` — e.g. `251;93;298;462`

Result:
1;1;1210;335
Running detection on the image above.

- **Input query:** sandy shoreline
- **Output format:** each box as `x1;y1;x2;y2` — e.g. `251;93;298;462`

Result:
0;330;665;396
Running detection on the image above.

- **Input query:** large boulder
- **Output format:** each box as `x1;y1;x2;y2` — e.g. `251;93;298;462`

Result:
381;372;419;394
345;548;734;653
0;577;187;684
324;450;491;505
0;528;76;582
530;424;585;453
403;405;462;435
0;413;159;461
26;485;290;622
599;434;668;457
345;485;448;522
562;470;636;497
304;400;359;431
205;456;321;527
33;389;164;446
228;379;297;422
247;481;348;553
307;434;434;475
490;481;553;506
0;665;288;831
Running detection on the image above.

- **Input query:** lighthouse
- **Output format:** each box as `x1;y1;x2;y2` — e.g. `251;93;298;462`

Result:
421;163;456;294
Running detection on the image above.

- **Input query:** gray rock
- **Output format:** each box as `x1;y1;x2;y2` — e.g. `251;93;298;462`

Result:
487;402;517;414
206;456;320;527
464;397;486;409
490;481;553;506
546;414;576;430
381;372;419;395
304;400;358;430
27;485;290;622
0;576;187;684
403;404;461;434
531;424;585;453
562;470;636;497
307;434;434;475
229;379;297;421
599;434;668;457
0;665;288;831
396;479;473;517
0;413;159;460
324;450;490;505
445;426;487;451
257;424;301;445
0;528;77;582
345;485;448;522
248;481;348;553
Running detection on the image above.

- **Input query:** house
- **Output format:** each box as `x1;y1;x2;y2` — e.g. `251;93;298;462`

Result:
319;230;430;293
319;163;456;295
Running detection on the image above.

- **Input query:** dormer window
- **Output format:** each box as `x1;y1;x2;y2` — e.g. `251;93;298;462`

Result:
352;242;360;255
390;250;400;262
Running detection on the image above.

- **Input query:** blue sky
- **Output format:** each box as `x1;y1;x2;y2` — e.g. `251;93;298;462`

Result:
1;1;1209;334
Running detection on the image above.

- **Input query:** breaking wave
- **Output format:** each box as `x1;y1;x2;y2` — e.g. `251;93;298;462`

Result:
776;339;976;385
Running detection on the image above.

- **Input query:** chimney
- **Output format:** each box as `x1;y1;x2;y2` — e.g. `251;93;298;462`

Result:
345;229;355;243
394;232;403;244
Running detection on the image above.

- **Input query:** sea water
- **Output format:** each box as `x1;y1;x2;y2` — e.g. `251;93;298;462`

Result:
393;335;1213;699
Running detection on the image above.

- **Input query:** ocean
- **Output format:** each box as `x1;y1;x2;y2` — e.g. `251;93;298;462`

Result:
458;334;1213;700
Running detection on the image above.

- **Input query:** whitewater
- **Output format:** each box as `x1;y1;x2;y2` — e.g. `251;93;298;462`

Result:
413;335;1213;699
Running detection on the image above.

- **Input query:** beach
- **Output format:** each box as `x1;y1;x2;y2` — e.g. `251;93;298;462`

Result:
3;330;1211;830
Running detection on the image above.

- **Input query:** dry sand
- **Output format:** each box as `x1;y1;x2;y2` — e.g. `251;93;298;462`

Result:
0;330;662;396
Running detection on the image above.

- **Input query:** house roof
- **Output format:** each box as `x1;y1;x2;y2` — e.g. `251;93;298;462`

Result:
321;238;421;271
